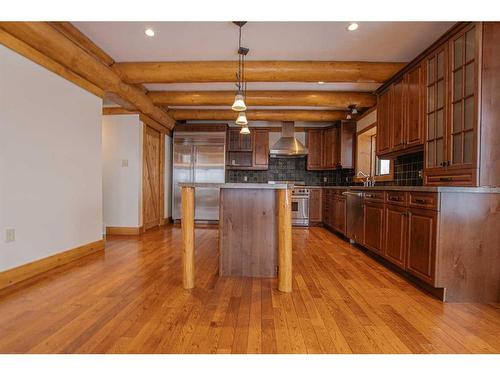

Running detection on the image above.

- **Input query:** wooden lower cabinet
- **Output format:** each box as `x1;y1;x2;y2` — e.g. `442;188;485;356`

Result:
363;202;385;255
384;204;407;269
333;196;346;235
309;188;322;224
406;207;437;285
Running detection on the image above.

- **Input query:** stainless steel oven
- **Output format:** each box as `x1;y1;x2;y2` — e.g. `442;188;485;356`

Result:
291;188;310;227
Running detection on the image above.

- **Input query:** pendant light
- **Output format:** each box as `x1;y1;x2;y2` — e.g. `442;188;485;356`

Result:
240;124;250;134
235;111;248;125
231;93;247;112
232;22;249;114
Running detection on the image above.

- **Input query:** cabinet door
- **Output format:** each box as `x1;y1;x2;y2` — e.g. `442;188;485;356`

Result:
309;188;322;223
406;208;437;285
306;129;323;170
376;89;391;155
253;129;269;169
322;128;333;168
406;63;425;147
338;122;354;168
391;78;406;151
384;204;407;269
424;44;448;171
322;189;331;225
448;25;478;171
335;197;346;235
328;194;336;228
363;202;385;255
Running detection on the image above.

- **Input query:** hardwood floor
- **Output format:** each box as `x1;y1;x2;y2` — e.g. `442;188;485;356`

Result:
0;226;498;354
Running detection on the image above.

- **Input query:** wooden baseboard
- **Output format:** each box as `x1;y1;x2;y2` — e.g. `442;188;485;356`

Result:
162;217;173;225
106;226;143;235
0;239;105;291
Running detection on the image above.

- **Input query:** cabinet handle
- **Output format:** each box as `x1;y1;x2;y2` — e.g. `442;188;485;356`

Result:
390;197;401;201
439;177;452;182
415;198;428;204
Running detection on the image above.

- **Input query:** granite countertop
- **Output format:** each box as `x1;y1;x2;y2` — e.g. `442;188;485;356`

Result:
304;185;500;193
178;182;292;189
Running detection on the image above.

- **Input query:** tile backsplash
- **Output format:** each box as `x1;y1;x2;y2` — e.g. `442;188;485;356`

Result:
226;157;354;186
226;152;423;187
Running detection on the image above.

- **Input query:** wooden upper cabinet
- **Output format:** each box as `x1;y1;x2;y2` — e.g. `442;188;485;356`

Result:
322;127;337;168
253;129;269;169
306;129;324;170
376;89;391;155
448;24;478;171
406;63;425;147
423;23;482;186
390;78;406;151
338;122;355;169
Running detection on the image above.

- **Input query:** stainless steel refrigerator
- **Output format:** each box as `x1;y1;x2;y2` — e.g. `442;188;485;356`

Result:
172;131;226;221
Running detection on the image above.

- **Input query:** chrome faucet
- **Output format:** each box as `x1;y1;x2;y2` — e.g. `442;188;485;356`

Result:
357;171;375;187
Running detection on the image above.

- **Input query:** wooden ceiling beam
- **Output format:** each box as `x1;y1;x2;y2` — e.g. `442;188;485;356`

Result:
149;90;376;108
115;61;405;84
169;109;347;122
0;22;174;130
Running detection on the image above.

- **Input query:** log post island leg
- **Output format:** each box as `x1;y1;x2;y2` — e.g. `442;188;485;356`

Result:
278;188;293;293
181;186;195;289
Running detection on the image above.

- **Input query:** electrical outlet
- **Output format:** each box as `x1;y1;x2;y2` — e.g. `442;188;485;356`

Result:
243;175;248;182
418;169;423;178
5;228;15;243
323;177;327;182
121;159;129;167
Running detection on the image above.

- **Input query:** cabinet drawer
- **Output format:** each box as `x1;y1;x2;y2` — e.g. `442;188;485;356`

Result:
363;191;386;203
386;191;407;206
409;192;439;210
424;169;477;186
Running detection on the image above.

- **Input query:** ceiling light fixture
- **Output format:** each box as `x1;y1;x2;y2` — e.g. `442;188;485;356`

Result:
145;28;155;37
347;23;359;32
231;21;250;131
240;124;250;134
346;105;359;120
235;111;248;126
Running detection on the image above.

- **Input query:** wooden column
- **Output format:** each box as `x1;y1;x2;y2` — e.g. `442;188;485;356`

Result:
181;186;195;289
277;188;293;293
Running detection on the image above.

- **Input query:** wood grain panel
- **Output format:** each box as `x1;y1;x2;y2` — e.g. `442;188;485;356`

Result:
219;189;278;278
142;126;163;230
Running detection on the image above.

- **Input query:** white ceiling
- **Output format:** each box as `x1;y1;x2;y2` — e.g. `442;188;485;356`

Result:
80;21;453;109
75;21;453;63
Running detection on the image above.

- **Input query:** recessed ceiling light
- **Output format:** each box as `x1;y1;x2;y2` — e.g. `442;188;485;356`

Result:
318;81;325;85
347;23;359;31
145;28;155;37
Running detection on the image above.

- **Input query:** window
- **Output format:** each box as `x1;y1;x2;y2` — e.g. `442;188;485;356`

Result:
355;124;393;182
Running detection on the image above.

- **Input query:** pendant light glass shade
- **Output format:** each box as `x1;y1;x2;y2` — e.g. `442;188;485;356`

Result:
231;93;247;112
240;124;250;135
235;111;248;125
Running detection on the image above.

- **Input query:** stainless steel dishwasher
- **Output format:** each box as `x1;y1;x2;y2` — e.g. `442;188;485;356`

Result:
343;191;365;244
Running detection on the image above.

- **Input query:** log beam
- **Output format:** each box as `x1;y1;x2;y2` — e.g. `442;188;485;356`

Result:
149;90;376;108
115;61;405;84
169;109;347;122
0;22;175;130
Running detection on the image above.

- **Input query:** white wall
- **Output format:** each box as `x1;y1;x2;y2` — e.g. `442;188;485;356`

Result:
0;45;103;272
164;134;172;218
102;115;142;228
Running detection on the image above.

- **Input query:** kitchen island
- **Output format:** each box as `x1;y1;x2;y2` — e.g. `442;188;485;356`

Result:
179;183;293;292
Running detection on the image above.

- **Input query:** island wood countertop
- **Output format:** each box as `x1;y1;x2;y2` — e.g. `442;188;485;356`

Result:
178;182;292;189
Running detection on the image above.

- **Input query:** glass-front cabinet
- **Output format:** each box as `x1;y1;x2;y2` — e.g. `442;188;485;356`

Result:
423;24;479;185
449;24;477;170
424;45;447;171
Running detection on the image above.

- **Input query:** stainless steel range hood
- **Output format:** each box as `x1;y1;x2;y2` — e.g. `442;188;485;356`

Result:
269;122;308;157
